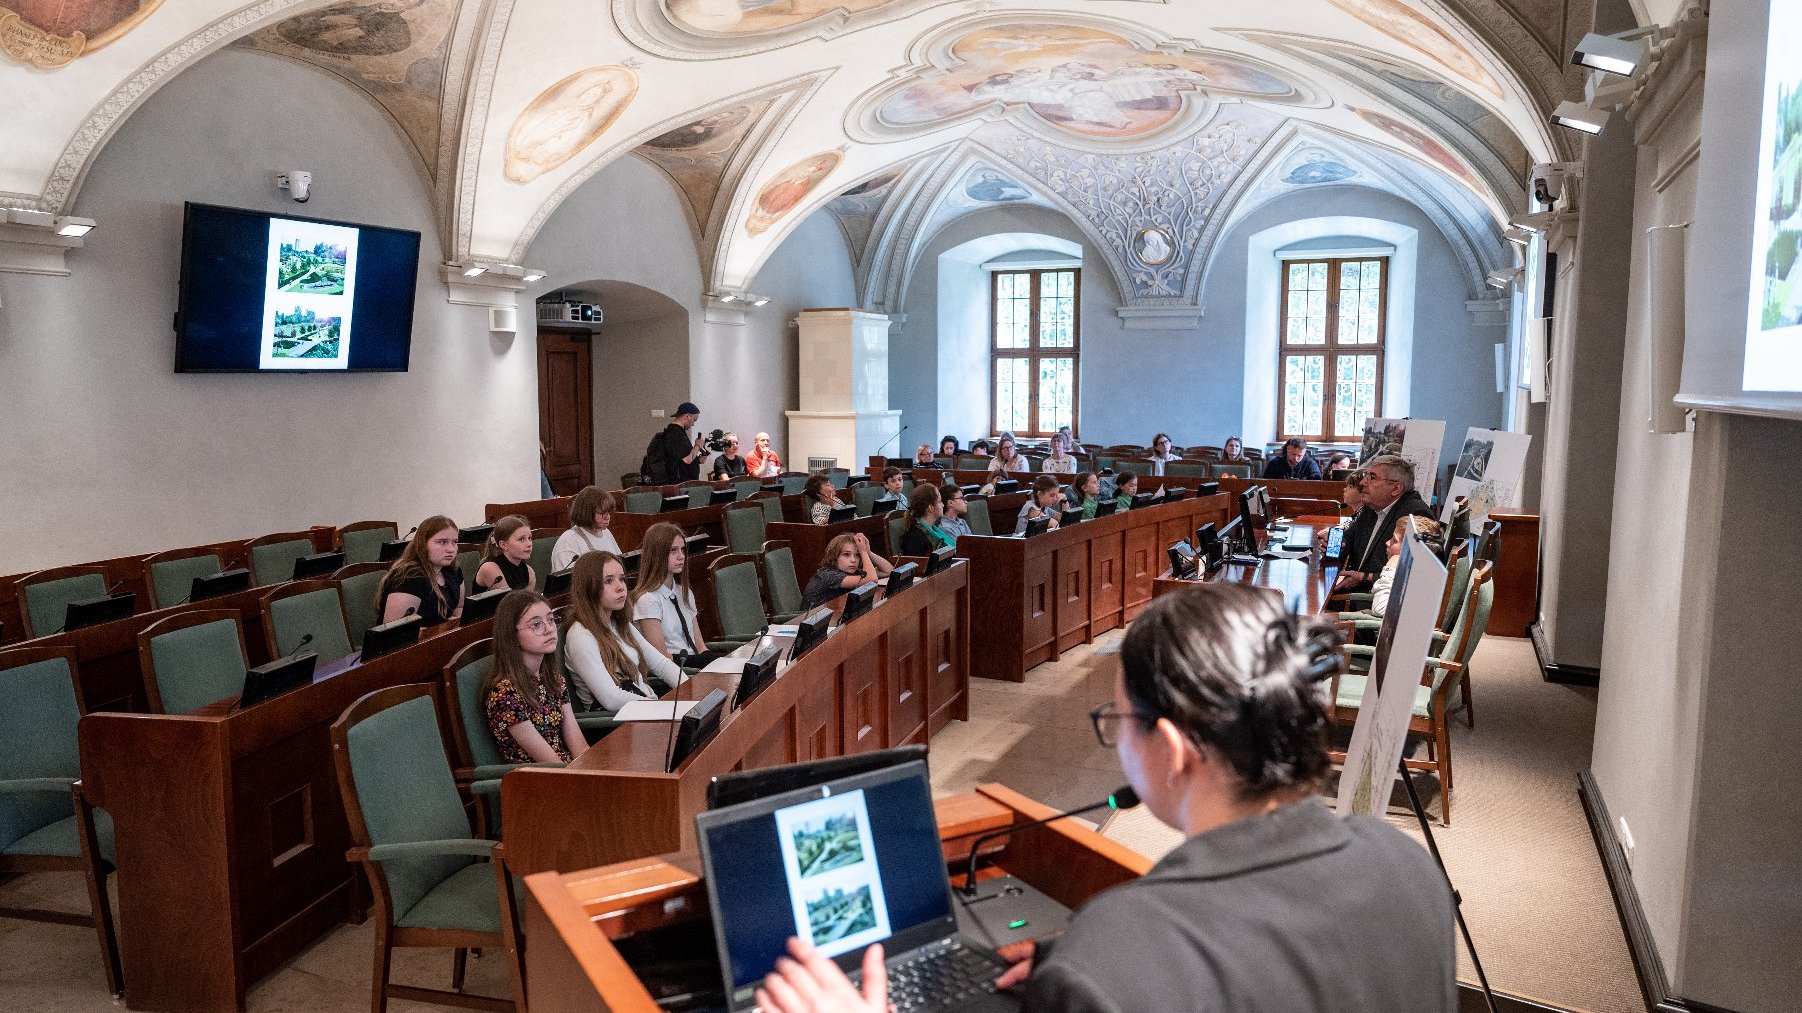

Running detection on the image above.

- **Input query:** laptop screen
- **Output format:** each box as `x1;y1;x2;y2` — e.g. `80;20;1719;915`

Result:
696;761;953;1008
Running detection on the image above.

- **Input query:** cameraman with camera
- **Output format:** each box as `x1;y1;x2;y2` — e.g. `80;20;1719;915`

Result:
644;402;709;483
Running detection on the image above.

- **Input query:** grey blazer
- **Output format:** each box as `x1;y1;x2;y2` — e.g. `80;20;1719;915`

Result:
1024;799;1457;1013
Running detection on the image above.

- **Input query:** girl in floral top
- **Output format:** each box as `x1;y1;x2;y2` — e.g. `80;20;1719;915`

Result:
482;589;588;764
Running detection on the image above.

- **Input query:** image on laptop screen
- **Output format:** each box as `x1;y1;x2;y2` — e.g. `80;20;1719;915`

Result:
697;762;954;1010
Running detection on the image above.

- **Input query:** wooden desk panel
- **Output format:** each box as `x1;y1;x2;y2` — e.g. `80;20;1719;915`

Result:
1088;529;1127;637
501;562;970;877
766;515;892;591
1488;512;1540;637
612;503;728;553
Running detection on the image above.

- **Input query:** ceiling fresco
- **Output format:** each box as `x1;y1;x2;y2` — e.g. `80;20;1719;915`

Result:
0;0;164;68
636;97;776;234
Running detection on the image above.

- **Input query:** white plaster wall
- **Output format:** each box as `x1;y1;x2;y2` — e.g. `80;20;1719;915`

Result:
0;50;536;573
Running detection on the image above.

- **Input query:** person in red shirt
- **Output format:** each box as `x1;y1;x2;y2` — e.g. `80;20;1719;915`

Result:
745;432;782;478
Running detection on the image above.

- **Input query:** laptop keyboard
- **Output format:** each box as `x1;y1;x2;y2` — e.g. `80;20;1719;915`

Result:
861;939;1002;1013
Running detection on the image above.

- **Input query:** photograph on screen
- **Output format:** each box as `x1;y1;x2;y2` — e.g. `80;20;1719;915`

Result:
1745;0;1802;391
773;790;892;959
261;217;359;370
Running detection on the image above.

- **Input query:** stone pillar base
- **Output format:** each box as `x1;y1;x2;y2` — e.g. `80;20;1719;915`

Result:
784;410;902;472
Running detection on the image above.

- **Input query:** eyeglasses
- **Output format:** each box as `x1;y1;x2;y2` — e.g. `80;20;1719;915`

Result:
1089;700;1157;748
518;617;555;635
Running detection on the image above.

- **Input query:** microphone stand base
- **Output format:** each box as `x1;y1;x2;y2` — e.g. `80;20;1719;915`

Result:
952;875;1072;952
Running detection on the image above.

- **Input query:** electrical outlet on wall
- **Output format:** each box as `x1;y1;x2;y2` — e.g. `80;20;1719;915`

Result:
651;409;665;418
1618;816;1635;869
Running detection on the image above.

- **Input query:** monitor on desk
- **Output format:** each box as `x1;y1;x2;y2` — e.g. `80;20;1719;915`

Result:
378;538;409;563
461;586;506;625
872;496;902;515
1060;508;1084;527
292;550;345;580
992;479;1021;495
190;567;251;603
1168;539;1197;579
730;643;785;712
620;549;642;576
237;651;316;709
840;582;878;623
543;565;573;597
711;488;741;505
1195;481;1220;499
885;562;918;596
788;608;833;662
1095;499;1118;517
61;592;136;633
660;496;691;513
1023;516;1051;538
827;505;857;524
1218;515;1249;556
1195;522;1222;572
666;688;729;774
686;533;711;554
706;745;928;810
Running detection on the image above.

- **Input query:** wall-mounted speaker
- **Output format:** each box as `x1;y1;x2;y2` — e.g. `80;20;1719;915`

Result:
1645;223;1689;434
489;305;518;334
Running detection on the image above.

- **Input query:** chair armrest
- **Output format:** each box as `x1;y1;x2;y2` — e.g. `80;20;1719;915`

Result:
468;779;503;799
1338;594;1374;608
0;777;77;795
360;838;498;863
469;761;562;781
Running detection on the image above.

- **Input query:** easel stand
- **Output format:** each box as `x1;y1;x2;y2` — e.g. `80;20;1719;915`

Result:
1399;757;1499;1013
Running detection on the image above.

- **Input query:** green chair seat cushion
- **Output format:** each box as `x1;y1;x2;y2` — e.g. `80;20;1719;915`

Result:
346;695;476;919
268;587;354;662
341;526;398;566
3;807;114;864
1335;672;1435;719
713;562;768;640
339;570;386;650
395;861;517;932
149;618;246;714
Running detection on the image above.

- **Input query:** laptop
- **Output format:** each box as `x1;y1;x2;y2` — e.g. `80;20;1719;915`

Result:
696;760;1018;1013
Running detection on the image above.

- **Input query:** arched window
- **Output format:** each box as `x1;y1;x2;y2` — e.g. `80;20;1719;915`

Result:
1278;256;1389;440
991;268;1080;436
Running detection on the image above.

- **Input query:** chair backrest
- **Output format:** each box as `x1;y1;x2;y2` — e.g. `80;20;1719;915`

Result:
264;583;354;661
18;569;109;639
248;534;315;586
852;484;887;517
1439;541;1474;633
142;612;247;714
530;534;559;590
1212;462;1254;479
779;474;808;495
827;470;851;489
955;455;986;470
332;685;475;923
455;548;482;588
734;479;763;501
1165;461;1210;479
711;558;769;639
762;545;804;617
965;497;993;537
1114;460;1151;476
339;523;398;566
1448;563;1496;670
146;551;225;610
623;489;664;514
335;564;388;648
442;641;504;771
1477;519;1502;566
1093;455;1114;471
887;511;909;557
0;647;83;851
726;504;768;555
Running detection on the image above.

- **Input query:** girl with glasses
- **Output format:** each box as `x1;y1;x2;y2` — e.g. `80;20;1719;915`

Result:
481;589;587;764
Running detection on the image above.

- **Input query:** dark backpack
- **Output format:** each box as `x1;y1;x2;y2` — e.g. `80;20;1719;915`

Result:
640;431;670;484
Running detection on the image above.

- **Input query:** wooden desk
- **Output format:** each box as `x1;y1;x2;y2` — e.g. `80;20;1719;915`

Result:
1151;515;1341;615
766;514;894;589
501;561;971;876
1487;512;1540;637
77;607;533;1013
957;495;1232;682
521;782;1152;1013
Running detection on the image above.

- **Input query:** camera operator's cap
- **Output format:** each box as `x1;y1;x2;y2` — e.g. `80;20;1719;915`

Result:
675;402;701;417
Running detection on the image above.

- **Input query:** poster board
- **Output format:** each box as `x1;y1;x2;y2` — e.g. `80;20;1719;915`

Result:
1360;417;1445;498
1337;521;1449;818
1441;428;1533;523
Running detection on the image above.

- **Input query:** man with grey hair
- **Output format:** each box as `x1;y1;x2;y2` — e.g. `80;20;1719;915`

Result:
1334;453;1434;593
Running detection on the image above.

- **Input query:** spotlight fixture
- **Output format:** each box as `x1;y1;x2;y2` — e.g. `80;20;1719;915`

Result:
1486;268;1523;290
54;217;96;237
522;270;545;283
1504;226;1533;247
719;293;737;303
1551;99;1609;135
751;295;771;307
462;265;487;277
1572;27;1658;78
5;207;55;228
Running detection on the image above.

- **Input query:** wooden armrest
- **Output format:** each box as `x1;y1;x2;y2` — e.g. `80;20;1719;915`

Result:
355;839;498;863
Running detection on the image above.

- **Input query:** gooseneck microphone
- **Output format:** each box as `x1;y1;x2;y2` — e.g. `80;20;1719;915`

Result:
284;632;315;659
877;424;910;457
960;785;1139;896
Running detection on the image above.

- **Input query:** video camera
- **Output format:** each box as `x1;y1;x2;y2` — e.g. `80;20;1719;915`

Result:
702;428;731;453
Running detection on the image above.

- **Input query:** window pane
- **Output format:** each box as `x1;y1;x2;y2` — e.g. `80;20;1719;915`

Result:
995;357;1029;433
1040;271;1075;348
996;273;1031;349
1309;263;1327;289
1283;354;1324;436
1037;357;1074;433
1335;354;1379;439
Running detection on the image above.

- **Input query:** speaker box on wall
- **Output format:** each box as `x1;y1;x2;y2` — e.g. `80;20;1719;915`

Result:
489;305;518;334
1645;223;1690;435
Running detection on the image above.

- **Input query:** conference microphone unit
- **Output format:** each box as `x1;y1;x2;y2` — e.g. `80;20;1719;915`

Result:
952;786;1140;951
877;423;909;458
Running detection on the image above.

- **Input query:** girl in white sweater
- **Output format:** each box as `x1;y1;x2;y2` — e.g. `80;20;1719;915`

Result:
562;551;685;712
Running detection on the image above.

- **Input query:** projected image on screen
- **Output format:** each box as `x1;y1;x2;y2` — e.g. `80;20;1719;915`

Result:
1746;0;1802;391
261;218;359;370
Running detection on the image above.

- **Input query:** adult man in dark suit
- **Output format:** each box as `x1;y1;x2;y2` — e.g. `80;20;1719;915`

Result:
1335;453;1433;593
1263;436;1323;480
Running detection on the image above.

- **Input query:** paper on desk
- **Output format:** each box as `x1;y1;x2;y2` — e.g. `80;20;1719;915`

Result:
612;699;703;722
700;656;748;674
765;624;799;637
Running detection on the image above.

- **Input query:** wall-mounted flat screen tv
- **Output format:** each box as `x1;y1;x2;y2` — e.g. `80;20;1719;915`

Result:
175;202;421;372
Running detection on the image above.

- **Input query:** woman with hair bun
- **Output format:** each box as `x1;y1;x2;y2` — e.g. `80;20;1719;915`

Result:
755;584;1457;1013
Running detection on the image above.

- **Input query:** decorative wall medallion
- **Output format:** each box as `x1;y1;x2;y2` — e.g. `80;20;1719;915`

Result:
1284;151;1357;184
1133;227;1172;265
746;148;843;235
505;64;640;183
1324;0;1500;97
861;22;1305;143
0;0;164;68
963;169;1030;202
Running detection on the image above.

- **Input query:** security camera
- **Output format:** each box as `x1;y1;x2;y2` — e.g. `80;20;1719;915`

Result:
276;171;312;203
1529;161;1581;210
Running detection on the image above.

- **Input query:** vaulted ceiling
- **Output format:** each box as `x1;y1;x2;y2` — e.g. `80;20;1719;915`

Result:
0;0;1604;300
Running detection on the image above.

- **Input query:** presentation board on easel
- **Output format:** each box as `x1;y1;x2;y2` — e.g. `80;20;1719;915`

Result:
1360;417;1445;497
1441;428;1533;523
1338;521;1448;818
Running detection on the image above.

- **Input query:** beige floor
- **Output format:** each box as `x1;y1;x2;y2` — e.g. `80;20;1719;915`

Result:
1;633;1635;1013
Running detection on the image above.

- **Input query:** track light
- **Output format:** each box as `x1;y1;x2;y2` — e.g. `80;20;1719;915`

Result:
1486;268;1523;290
522;270;545;282
462;265;487;277
751;295;771;306
54;216;96;237
1504;226;1533;247
1551;99;1609;135
718;293;737;303
1572;28;1656;78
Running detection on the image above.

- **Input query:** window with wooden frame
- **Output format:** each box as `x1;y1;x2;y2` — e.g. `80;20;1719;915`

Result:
991;268;1080;437
1278;257;1388;441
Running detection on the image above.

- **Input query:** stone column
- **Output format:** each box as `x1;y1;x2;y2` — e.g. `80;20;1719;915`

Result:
784;309;901;470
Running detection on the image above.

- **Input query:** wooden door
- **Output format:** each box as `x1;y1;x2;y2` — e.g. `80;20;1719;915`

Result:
538;326;594;495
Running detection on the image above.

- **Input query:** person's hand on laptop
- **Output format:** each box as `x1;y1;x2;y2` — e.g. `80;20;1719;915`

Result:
757;937;887;1013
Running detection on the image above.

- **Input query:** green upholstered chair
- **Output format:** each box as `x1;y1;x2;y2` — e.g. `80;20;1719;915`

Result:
456;549;482;590
1165;461;1210;479
334;563;389;650
1093;455;1114;471
955;455;986;470
779;474;808;496
138;611;248;714
261;581;355;664
964;497;993;537
734;479;763;501
1114;460;1151;476
1211;462;1254;479
530;534;558;591
1476;519;1502;567
339;522;398;566
16;567;109;639
624;489;664;514
144;548;226;609
246;532;316;586
331;684;523;1013
852;484;887;517
710;556;771;643
0;646;122;996
761;544;805;622
725;504;768;555
887;511;910;557
759;494;785;526
437;642;574;832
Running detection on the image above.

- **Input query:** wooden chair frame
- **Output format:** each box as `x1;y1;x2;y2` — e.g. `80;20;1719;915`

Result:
0;644;123;996
243;530;320;585
337;520;397;547
134;609;249;715
330;683;523;1013
438;640;496;786
12;565;113;640
257;578;350;660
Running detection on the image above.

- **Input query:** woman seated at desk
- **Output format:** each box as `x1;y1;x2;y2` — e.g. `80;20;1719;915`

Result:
914;444;945;469
1070;471;1105;519
1041;432;1077;475
805;473;843;525
802;533;893;611
1148;432;1177;476
989;435;1030;476
1013;475;1066;535
630;522;706;664
552;486;621;570
757;584;1456;1013
564;552;685;712
896;484;953;556
482;590;587;764
475;514;536;592
375;515;464;624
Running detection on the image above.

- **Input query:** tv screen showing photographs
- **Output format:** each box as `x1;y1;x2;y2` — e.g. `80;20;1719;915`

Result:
175;203;421;373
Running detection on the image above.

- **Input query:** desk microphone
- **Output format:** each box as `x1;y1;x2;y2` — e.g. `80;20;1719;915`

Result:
960;785;1139;896
662;650;694;775
876;424;909;458
282;632;315;660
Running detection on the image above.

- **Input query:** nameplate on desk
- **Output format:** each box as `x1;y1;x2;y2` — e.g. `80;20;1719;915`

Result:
614;699;705;722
